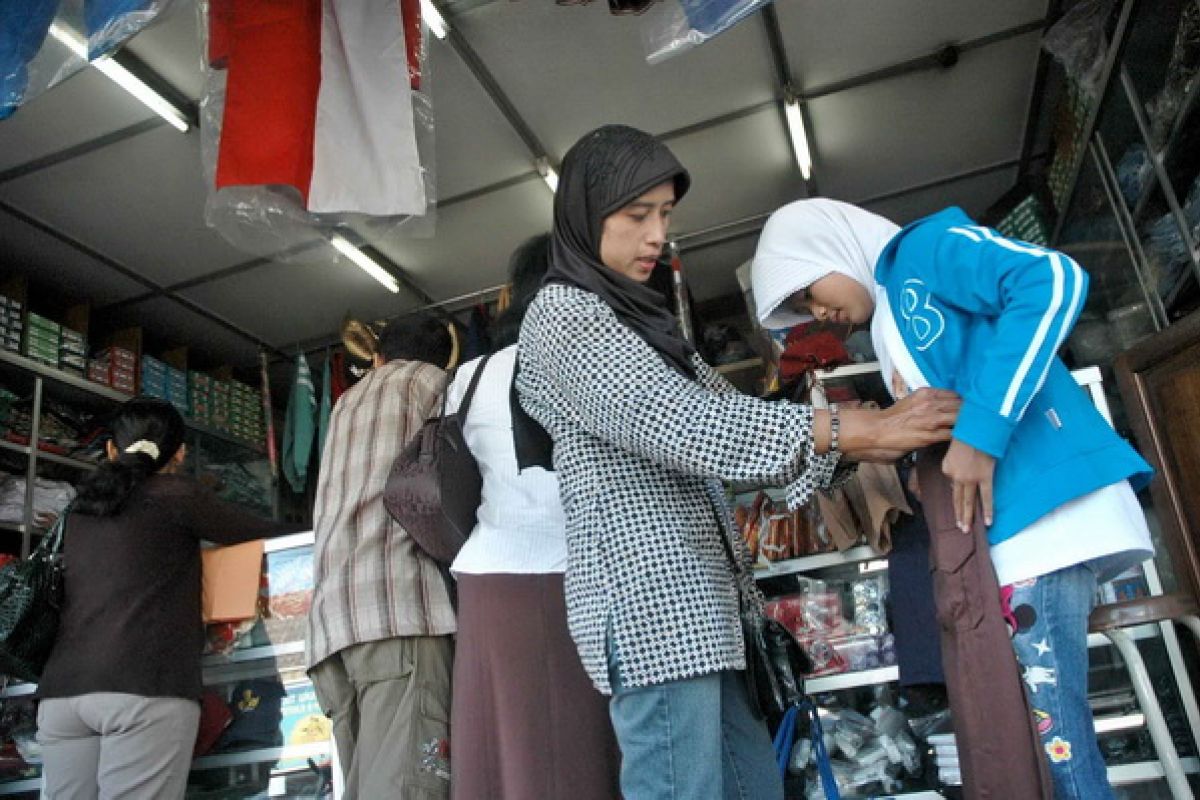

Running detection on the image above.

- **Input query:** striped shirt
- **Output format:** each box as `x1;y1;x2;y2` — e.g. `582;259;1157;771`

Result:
306;359;454;669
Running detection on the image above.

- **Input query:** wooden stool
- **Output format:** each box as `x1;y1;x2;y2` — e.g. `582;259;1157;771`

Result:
1090;593;1200;799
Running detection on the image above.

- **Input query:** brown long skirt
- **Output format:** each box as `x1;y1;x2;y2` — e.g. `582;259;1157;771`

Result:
450;572;621;800
917;445;1054;800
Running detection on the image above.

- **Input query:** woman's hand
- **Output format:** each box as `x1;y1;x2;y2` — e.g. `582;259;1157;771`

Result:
832;388;961;463
941;438;996;532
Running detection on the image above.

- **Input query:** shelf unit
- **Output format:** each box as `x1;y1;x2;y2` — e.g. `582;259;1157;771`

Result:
735;355;1200;792
0;348;274;556
1054;0;1200;333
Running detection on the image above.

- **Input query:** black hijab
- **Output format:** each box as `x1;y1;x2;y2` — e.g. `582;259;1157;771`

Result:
545;124;695;377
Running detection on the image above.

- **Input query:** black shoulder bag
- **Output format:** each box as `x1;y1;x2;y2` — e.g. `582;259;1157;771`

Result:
0;506;71;682
384;355;492;566
718;523;812;720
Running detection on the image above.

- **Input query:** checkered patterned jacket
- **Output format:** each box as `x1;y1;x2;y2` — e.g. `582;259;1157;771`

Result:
517;283;840;693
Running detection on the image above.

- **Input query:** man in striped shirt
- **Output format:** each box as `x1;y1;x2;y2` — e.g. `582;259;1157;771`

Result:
306;314;454;799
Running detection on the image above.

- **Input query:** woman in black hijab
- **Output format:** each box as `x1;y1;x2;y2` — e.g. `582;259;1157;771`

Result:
516;125;959;799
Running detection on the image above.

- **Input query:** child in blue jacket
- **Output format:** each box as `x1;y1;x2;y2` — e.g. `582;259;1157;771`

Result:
751;198;1154;800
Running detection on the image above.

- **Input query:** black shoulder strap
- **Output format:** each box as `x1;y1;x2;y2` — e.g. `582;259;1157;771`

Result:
455;353;493;419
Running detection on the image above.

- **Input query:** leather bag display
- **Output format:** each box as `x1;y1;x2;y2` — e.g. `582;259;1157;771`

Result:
0;506;71;682
383;355;492;566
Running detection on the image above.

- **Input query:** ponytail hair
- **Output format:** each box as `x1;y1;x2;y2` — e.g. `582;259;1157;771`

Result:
74;397;186;516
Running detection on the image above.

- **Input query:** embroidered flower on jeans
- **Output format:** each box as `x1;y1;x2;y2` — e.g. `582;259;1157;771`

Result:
1045;736;1073;763
1033;709;1053;735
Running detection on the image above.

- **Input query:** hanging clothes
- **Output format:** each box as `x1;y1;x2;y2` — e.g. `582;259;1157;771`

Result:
213;0;426;215
317;352;332;463
282;353;316;494
887;460;945;687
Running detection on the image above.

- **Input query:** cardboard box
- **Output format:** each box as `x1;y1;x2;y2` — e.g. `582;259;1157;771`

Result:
201;540;265;623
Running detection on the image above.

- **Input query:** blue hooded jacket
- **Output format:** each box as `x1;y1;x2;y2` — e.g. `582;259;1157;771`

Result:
876;207;1152;544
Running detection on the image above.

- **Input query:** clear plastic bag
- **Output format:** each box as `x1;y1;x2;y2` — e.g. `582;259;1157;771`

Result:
0;0;174;121
198;0;438;268
641;0;773;65
1041;0;1114;97
87;0;175;59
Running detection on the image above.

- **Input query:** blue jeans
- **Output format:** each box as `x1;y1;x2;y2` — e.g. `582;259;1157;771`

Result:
1006;562;1113;800
607;651;782;800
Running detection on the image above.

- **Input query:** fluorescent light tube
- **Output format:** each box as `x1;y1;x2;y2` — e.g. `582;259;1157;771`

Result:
330;235;400;293
784;97;813;180
48;23;190;132
535;158;559;193
421;0;449;39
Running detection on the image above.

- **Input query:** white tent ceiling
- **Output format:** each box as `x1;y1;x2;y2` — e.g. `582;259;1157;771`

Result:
0;0;1052;369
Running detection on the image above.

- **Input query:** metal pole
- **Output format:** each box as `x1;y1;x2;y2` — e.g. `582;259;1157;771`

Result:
22;378;42;558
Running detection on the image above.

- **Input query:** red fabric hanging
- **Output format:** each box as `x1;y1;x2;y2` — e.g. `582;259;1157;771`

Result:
214;0;323;205
207;0;234;68
330;350;349;403
401;0;422;90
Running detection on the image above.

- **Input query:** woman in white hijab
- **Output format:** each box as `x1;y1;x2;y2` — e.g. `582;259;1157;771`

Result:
750;198;1155;800
750;198;910;399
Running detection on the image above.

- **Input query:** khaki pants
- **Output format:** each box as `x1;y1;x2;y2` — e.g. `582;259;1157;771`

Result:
310;636;452;800
37;693;200;800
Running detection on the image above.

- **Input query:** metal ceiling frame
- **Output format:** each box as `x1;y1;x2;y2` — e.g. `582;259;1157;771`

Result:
0;4;1050;360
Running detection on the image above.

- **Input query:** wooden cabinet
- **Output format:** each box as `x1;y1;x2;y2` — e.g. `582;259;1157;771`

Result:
1117;310;1200;601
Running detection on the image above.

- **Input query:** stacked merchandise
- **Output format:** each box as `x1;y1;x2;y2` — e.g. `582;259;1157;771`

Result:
139;357;190;416
0;471;75;525
211;379;232;432
0;295;22;354
995;194;1051;247
58;328;87;377
140;355;167;400
1047;79;1094;213
0;397;105;463
765;575;897;679
926;733;961;788
87;347;137;395
736;490;834;564
192;378;264;448
785;693;943;798
167;366;189;417
229;381;265;447
21;314;60;368
190;371;214;425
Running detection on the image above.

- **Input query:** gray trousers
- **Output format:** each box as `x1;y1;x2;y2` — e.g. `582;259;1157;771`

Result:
37;693;200;800
310;636;452;800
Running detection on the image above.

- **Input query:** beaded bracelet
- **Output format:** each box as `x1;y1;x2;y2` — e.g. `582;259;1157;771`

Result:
829;403;840;455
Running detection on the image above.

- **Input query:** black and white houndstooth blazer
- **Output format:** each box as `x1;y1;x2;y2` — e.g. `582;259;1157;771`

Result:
517;283;840;694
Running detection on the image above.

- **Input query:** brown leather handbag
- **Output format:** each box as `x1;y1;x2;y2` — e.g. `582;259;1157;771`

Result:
383;355;492;566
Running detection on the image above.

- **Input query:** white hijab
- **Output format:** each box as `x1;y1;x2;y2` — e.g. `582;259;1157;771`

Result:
750;198;926;398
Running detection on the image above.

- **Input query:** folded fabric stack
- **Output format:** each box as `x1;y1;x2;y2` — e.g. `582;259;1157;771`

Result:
927;732;961;787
